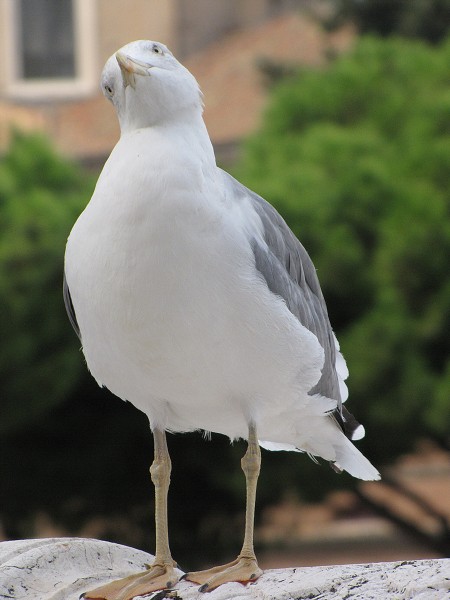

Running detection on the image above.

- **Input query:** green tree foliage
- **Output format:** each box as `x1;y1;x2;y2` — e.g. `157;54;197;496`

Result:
0;132;94;433
329;0;450;44
235;36;450;461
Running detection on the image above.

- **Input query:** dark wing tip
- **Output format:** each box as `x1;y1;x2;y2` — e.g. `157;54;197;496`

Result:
63;273;81;341
334;405;365;441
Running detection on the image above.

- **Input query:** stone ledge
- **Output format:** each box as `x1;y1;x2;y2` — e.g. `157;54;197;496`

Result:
0;538;448;599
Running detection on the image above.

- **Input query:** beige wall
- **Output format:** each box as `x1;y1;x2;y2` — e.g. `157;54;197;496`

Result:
0;0;310;159
0;0;181;156
238;0;302;24
175;0;238;57
97;0;179;64
170;0;308;57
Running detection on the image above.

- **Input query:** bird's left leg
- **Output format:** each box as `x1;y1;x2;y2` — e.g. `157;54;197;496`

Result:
82;428;179;600
184;422;263;592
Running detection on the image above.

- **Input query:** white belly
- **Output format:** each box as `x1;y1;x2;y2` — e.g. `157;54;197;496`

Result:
65;139;324;441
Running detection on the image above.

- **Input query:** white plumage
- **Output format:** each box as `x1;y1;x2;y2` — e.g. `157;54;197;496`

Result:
64;39;379;597
65;40;379;480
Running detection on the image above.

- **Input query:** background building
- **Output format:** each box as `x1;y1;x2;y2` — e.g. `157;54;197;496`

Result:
0;0;342;164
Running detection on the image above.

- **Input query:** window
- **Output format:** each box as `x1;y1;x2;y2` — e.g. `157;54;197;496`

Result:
19;0;76;80
3;0;97;100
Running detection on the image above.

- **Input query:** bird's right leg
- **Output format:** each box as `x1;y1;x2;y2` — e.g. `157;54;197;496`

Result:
184;422;263;592
82;428;179;600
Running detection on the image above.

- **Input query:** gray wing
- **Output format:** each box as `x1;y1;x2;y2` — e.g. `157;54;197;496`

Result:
222;170;361;441
63;272;81;340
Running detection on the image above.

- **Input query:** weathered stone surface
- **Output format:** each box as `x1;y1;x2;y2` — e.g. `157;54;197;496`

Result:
0;538;449;599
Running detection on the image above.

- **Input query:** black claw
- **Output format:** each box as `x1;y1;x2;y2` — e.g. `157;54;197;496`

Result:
199;583;209;593
179;573;189;580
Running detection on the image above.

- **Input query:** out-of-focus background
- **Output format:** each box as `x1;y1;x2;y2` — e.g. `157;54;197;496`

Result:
0;0;449;571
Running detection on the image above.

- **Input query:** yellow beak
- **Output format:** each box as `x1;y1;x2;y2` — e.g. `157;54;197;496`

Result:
116;52;151;89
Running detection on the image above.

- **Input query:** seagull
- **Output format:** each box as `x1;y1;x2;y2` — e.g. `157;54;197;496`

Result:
64;40;380;599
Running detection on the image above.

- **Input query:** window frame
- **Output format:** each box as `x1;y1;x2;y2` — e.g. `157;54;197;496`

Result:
3;0;97;101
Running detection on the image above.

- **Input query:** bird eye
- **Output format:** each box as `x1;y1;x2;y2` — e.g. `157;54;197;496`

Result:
104;84;113;96
152;44;163;55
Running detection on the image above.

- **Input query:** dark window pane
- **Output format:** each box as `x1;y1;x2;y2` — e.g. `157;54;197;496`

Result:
19;0;75;79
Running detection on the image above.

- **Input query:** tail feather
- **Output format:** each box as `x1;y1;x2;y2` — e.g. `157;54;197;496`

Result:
332;433;380;481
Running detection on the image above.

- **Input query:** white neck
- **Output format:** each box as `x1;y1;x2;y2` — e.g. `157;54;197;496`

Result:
124;110;216;174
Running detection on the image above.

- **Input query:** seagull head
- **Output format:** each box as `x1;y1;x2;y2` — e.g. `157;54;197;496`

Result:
101;40;203;133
